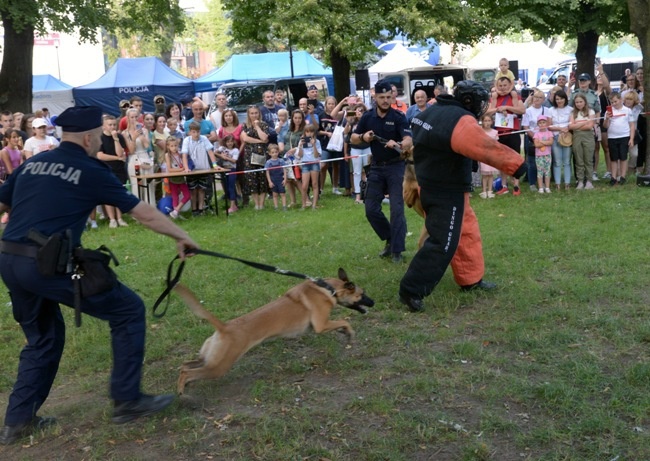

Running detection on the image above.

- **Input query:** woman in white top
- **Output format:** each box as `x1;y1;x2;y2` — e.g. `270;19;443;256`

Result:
548;89;574;189
623;91;644;175
122;108;155;203
23;118;59;159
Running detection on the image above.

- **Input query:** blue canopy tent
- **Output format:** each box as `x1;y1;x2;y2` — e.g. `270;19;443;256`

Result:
32;75;75;115
73;57;195;115
193;51;334;94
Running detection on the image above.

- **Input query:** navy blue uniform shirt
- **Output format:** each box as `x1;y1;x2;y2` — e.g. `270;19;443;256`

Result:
0;141;140;246
354;107;411;162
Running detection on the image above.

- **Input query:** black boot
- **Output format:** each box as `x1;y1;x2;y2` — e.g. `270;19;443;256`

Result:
112;394;175;424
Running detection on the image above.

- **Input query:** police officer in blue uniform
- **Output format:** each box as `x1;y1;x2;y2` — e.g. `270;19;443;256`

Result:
0;106;199;445
351;79;413;263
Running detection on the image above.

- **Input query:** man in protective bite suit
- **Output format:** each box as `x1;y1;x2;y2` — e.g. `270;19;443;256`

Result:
399;80;526;312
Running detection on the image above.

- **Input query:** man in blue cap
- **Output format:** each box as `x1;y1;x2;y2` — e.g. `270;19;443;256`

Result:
0;106;200;444
351;79;413;263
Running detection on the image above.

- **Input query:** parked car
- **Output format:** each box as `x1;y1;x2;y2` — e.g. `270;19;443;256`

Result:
538;57;642;94
378;65;469;106
211;77;329;123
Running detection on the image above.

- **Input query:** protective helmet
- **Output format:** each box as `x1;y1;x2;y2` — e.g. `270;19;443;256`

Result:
453;80;489;118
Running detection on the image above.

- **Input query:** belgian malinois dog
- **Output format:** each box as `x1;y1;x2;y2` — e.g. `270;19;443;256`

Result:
402;148;429;248
174;268;374;394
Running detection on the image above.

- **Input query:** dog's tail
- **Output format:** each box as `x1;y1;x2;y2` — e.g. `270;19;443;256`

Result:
173;283;227;331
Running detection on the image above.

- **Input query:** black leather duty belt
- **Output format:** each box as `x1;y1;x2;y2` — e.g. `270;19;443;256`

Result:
372;158;404;167
0;241;39;258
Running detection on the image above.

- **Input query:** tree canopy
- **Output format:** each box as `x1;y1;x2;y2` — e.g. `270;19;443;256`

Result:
0;0;185;111
226;0;490;99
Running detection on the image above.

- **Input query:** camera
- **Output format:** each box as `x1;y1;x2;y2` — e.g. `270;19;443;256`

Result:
307;99;319;108
520;87;532;99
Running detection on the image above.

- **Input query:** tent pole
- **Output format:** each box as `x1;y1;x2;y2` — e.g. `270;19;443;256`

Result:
289;36;294;78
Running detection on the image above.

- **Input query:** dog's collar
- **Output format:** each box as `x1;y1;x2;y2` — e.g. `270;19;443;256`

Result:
313;278;337;297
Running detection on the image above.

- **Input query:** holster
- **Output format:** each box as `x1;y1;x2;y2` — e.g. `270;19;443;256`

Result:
27;229;72;276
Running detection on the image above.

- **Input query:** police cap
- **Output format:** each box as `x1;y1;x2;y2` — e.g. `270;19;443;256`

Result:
375;79;392;94
54;106;103;132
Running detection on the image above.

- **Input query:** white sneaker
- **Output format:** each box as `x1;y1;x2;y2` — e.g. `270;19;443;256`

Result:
332;188;343;195
117;218;129;227
584;181;594;190
487;191;495;198
169;210;178;219
90;220;99;229
530;185;538;192
603;171;612;179
592;172;599;181
576;181;584;190
545;188;551;193
109;219;118;228
538;188;544;194
479;191;488;199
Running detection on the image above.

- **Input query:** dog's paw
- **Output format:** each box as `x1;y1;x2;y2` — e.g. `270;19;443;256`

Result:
342;327;355;343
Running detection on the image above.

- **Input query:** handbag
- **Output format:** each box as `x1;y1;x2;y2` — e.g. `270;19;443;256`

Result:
558;131;573;147
250;152;266;166
326;123;345;152
249;139;267;166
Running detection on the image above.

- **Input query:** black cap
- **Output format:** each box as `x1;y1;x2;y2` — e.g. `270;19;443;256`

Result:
54;106;103;132
307;85;318;91
578;73;591;81
375;79;392;94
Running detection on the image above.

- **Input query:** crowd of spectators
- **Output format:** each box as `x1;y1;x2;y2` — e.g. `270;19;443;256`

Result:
1;59;647;225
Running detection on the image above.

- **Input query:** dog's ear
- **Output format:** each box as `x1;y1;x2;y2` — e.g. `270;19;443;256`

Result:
344;281;355;290
338;268;349;282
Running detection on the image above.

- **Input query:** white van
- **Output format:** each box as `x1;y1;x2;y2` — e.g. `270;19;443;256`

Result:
538;57;642;94
377;65;469;106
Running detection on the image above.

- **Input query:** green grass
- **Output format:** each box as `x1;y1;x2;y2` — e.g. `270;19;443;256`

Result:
2;174;650;460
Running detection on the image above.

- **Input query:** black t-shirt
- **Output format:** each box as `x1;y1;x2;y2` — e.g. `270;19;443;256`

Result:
99;133;128;175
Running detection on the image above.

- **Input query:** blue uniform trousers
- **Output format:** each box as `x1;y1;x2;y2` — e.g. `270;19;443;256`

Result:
0;253;145;426
364;162;406;254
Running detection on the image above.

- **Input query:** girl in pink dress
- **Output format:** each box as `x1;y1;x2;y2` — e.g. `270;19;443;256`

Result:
479;114;499;198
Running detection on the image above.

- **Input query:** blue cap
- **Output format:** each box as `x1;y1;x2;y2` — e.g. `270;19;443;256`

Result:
375;79;392;94
54;106;103;132
307;84;318;91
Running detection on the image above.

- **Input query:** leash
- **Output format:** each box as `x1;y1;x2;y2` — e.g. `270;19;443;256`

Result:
152;248;336;318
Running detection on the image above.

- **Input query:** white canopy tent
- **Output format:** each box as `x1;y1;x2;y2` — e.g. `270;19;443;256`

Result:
32;74;75;115
466;42;570;85
369;43;431;74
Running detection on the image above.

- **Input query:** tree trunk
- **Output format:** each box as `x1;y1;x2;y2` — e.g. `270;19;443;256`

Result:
0;11;34;113
329;47;350;102
627;0;649;172
575;30;599;89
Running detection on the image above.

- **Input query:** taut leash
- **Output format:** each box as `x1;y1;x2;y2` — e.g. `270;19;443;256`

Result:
152;248;335;318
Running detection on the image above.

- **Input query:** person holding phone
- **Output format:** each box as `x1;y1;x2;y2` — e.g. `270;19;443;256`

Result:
122;108;154;201
299;98;320;127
